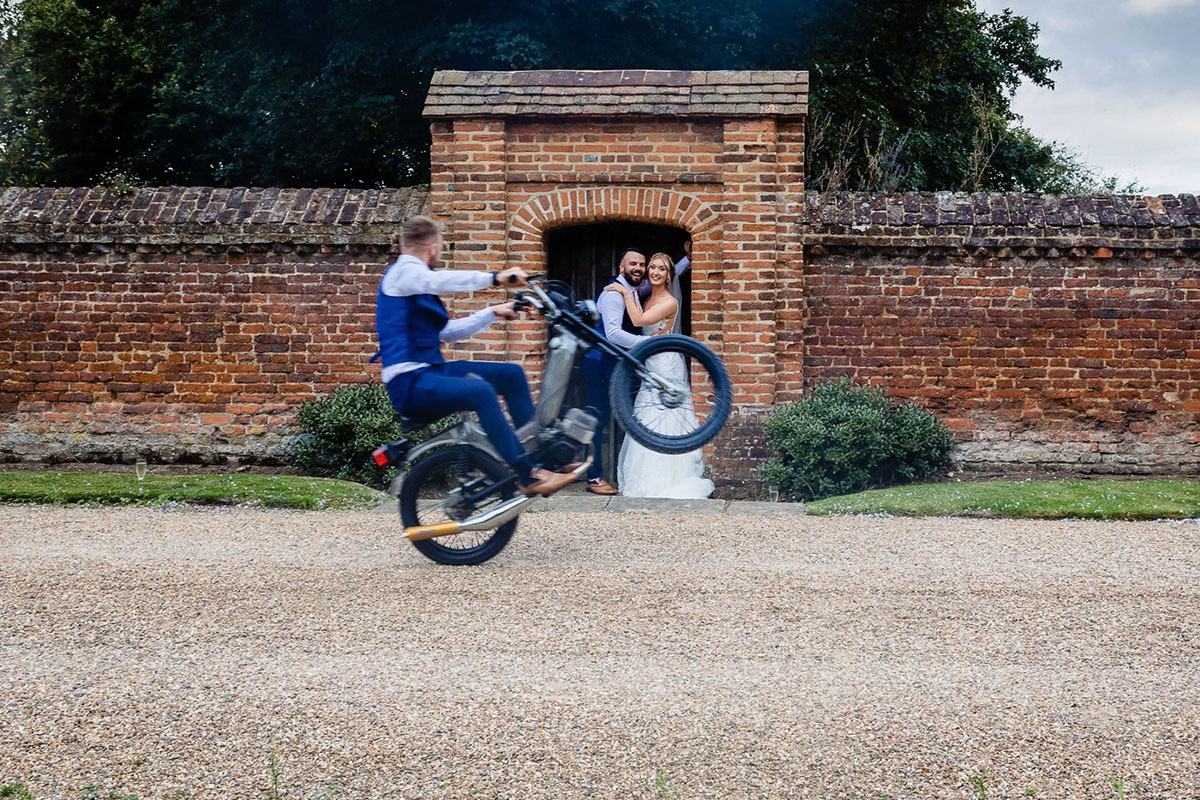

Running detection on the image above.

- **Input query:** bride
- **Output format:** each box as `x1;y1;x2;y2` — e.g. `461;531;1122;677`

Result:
604;253;714;499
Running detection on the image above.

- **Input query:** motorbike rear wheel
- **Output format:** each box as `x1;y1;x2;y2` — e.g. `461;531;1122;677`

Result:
609;334;733;455
399;445;517;566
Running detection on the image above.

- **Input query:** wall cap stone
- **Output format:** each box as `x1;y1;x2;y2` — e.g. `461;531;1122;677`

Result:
424;70;809;118
5;187;1199;250
804;191;1200;249
0;186;431;244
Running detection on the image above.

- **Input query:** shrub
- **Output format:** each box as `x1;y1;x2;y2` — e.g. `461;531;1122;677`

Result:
760;378;953;502
291;383;411;490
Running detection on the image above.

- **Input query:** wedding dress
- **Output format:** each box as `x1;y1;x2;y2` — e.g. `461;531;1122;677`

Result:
617;317;714;499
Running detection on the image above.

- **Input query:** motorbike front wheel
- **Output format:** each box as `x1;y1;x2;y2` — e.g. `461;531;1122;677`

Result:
399;445;517;566
609;334;733;455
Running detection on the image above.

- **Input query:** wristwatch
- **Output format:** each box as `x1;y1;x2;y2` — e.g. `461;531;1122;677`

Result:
491;271;501;287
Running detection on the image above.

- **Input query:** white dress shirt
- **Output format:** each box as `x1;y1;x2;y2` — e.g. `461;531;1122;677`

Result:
596;274;649;350
379;254;497;383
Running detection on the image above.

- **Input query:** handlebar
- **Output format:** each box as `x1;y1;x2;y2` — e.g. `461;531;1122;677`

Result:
499;270;543;287
512;275;563;316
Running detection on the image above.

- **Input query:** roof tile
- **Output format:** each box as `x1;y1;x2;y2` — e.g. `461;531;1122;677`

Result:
425;70;809;118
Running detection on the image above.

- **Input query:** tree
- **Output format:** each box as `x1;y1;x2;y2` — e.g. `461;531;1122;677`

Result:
0;0;1121;191
781;1;1070;192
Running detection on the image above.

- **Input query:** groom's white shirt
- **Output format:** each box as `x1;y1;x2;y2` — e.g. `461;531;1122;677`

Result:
378;254;498;383
597;273;649;350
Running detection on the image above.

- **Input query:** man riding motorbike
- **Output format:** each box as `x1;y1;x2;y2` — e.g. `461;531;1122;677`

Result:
375;216;579;496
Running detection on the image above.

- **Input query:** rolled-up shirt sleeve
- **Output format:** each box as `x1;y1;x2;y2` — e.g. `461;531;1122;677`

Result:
382;256;493;297
598;289;648;349
440;307;496;343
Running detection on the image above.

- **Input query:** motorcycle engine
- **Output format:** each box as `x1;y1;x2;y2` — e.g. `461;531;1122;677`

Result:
538;409;598;470
543;439;580;468
560;407;599;445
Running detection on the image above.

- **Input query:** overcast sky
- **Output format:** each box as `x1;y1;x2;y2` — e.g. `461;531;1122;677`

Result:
975;0;1200;194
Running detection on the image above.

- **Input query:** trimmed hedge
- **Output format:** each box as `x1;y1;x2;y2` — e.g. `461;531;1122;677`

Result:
291;383;410;490
760;378;953;501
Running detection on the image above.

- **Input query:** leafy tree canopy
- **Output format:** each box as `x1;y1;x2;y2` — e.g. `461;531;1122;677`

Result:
0;0;1127;191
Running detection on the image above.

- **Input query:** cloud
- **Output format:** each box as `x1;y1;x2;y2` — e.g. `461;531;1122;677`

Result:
1124;0;1200;14
976;0;1200;192
1013;85;1200;193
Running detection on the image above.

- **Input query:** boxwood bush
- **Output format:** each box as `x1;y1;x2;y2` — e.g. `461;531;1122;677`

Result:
291;383;412;490
760;378;953;502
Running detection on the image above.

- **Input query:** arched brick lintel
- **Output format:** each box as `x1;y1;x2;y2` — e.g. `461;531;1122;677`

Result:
509;187;721;247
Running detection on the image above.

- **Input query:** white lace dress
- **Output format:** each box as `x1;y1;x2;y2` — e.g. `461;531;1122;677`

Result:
617;317;715;499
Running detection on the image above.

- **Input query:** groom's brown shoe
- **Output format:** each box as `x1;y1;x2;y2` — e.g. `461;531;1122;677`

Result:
585;478;618;495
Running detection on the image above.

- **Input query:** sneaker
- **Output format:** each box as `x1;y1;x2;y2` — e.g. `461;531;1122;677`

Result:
585;478;618;496
519;468;581;496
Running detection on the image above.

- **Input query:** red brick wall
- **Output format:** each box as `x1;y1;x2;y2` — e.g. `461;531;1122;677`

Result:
0;187;434;464
2;187;1198;488
804;192;1200;476
505;120;724;184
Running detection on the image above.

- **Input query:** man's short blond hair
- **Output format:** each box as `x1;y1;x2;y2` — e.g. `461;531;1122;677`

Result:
401;216;441;250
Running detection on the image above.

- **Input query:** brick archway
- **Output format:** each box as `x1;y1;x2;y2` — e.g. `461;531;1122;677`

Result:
498;186;727;405
503;186;724;356
507;186;721;267
425;71;810;493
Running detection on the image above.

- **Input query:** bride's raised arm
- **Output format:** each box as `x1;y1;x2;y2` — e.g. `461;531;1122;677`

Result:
605;284;678;327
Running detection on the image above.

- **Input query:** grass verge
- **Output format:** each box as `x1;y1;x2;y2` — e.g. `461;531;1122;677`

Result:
0;471;388;510
805;479;1200;520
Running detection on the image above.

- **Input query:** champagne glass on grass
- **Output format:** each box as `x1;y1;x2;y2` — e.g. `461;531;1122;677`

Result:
136;458;147;491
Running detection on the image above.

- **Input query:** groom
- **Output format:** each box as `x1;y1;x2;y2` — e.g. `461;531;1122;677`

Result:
581;246;649;495
581;241;693;494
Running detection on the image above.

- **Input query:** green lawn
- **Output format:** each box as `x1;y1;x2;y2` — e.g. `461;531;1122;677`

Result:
805;479;1200;520
0;471;389;510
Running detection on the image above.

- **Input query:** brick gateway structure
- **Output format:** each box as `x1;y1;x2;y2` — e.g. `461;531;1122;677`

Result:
423;70;809;489
1;70;1199;490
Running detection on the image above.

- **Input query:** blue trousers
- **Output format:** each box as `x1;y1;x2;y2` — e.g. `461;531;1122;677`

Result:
385;361;534;477
582;354;614;481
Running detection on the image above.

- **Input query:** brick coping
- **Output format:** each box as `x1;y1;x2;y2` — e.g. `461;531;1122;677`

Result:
0;186;430;244
2;187;1196;245
806;191;1200;230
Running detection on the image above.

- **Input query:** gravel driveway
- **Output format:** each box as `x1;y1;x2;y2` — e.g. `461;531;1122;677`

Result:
2;505;1198;799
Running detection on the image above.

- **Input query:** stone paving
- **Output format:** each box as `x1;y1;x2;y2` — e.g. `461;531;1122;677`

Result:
377;486;808;515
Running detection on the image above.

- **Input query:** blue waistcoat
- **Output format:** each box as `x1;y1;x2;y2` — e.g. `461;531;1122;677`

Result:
375;287;449;367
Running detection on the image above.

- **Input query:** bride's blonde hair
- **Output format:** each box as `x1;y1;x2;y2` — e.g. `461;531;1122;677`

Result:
647;252;675;286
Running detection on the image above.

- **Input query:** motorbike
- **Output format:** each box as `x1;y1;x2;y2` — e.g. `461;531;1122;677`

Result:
372;276;733;565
